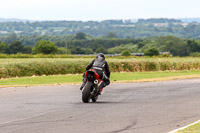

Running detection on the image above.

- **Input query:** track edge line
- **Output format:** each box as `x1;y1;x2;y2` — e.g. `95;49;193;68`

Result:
168;119;200;133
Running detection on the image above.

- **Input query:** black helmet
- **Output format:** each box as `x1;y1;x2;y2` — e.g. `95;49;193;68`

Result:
96;53;105;59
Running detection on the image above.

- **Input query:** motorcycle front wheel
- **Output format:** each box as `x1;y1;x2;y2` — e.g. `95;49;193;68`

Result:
92;95;98;102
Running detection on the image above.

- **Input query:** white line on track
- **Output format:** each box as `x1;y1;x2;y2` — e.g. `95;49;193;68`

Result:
168;119;200;133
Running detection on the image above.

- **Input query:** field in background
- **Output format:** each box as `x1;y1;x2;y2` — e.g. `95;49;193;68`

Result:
1;57;200;78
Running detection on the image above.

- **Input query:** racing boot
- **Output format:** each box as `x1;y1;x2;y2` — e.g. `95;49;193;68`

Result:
80;78;86;90
97;82;106;95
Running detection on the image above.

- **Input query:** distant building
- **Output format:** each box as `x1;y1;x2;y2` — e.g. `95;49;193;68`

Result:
131;53;144;56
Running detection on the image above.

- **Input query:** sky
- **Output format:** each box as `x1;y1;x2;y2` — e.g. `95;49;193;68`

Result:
0;0;200;21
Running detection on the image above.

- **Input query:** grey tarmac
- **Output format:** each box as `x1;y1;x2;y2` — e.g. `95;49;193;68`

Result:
1;78;200;133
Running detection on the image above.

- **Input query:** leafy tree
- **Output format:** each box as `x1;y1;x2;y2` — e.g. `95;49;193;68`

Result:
83;48;94;54
75;32;86;40
56;47;68;54
9;40;24;54
107;43;138;54
108;45;129;54
137;39;157;53
2;19;200;38
0;42;8;53
106;32;118;38
156;36;188;56
96;47;108;54
23;45;32;54
70;47;85;54
190;52;200;57
144;47;160;56
5;33;17;44
55;41;67;47
121;50;131;56
187;40;200;53
137;42;145;49
32;40;58;54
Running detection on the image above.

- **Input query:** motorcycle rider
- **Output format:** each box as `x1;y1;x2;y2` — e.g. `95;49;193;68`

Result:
80;53;110;93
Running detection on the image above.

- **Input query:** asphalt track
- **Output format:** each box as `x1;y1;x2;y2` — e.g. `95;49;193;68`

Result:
1;78;200;133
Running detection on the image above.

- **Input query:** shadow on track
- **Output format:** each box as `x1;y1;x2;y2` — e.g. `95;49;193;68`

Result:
74;101;118;105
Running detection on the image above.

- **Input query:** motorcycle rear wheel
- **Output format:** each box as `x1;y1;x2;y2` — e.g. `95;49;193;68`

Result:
82;82;92;103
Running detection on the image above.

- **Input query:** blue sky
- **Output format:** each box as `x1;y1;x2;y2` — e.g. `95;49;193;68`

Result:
0;0;200;21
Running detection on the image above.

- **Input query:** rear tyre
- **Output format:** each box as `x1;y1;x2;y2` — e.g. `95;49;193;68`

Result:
82;82;92;103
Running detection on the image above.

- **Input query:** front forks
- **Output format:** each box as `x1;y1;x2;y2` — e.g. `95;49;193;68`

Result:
90;84;98;97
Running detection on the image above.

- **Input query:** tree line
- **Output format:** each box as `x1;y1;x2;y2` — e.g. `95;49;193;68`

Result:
1;32;200;56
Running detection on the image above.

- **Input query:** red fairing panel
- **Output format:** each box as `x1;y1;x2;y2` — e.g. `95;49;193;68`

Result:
85;72;87;78
94;72;100;80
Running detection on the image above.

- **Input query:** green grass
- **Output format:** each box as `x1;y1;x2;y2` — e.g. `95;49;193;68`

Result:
111;70;200;81
177;121;200;133
1;70;200;86
0;74;82;85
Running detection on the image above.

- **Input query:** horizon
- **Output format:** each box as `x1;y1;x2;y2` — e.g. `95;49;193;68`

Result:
1;17;200;22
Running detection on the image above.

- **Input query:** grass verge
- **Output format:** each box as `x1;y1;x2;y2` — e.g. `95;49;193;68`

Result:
1;70;200;88
172;120;200;133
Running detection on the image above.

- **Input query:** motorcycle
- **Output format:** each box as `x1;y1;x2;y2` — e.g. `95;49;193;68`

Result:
82;69;105;103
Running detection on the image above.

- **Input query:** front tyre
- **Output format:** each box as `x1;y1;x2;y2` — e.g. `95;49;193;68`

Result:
82;82;93;103
92;95;98;102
